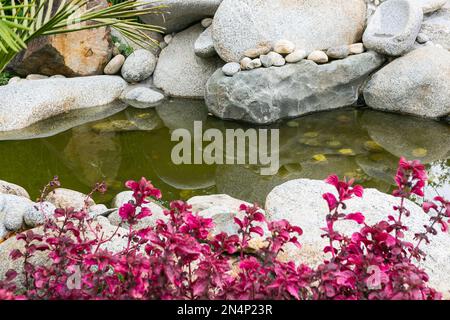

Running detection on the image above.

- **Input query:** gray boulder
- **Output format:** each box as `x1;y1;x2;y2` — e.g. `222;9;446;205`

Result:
140;0;222;33
121;49;157;83
45;188;95;211
205;51;385;124
154;24;224;98
420;7;450;50
23;202;57;228
0;76;127;132
265;178;450;297
194;26;216;58
212;0;367;62
363;46;450;118
0;194;33;231
363;0;423;56
121;87;165;108
0;180;30;199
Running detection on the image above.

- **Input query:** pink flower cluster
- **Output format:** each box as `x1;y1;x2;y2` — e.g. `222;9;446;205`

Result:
0;158;448;300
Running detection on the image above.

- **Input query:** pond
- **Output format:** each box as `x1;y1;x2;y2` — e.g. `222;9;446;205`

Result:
0;99;449;206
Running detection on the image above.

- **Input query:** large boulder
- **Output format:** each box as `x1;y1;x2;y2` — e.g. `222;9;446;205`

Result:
0;180;30;199
420;7;450;50
363;46;450;118
265;179;450;297
363;0;423;56
9;0;112;77
154;24;224;98
0;76;127;131
211;0;367;62
206;51;385;124
140;0;223;33
44;188;95;211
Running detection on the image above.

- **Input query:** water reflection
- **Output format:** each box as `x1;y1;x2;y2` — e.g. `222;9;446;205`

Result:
0;99;448;205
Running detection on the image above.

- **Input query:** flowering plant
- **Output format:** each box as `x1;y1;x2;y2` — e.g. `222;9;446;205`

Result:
0;158;448;300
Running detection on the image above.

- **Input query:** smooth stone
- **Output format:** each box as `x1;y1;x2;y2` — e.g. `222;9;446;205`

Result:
140;0;223;33
104;54;125;75
194;26;217;58
349;42;365;54
206;51;385;124
45;188;95;211
153;24;224;99
307;50;329;63
260;52;286;67
0;194;33;231
88;204;113;218
50;75;66;79
240;57;253;70
7;77;21;85
243;42;272;58
25;74;48;80
265;178;450;296
326;45;350;59
248;58;262;69
164;34;173;44
222;62;241;76
212;0;367;62
23;201;57;227
420;7;450;50
0;76;127;132
414;0;448;13
121;87;165;108
364;46;450;118
363;0;423;56
0;223;7;240
121;49;157;83
285;50;308;63
201;17;213;28
0;180;30;199
416;33;430;44
274;39;296;55
187;194;266;236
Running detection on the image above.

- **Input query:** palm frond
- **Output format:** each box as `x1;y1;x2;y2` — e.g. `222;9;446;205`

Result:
0;0;166;73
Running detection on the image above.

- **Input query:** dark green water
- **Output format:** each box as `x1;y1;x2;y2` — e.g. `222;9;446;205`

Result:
0;99;449;205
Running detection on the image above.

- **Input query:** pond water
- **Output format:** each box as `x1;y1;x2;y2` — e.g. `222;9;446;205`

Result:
0;99;449;206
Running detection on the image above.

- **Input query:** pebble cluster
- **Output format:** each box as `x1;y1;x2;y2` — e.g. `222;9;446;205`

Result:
222;40;366;76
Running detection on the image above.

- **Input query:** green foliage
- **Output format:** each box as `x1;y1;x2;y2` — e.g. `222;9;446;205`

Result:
0;71;13;85
0;0;166;73
112;34;134;56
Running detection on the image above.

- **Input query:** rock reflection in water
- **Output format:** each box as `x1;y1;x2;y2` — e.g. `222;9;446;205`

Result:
0;99;447;204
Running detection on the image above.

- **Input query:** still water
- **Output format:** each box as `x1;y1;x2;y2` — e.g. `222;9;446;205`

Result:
0;99;448;205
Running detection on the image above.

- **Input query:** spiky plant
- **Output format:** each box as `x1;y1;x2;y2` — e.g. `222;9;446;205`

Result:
0;0;166;73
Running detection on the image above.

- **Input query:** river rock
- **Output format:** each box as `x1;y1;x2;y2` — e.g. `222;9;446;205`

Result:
202;18;214;28
121;49;157;83
108;191;167;229
274;40;296;55
285;50;308;63
194;26;216;58
121;87;165;108
420;7;450;50
307;51;329;63
414;0;447;13
45;188;95;211
349;43;365;54
326;45;350;59
222;62;241;76
9;0;112;77
140;0;223;33
153;24;224;98
0;76;127;131
26;74;48;80
23;202;57;228
187;194;264;235
243;42;272;58
0;180;30;199
363;0;423;56
260;52;285;67
265;178;450;297
212;0;367;62
363;46;450;118
206;51;385;124
104;54;125;75
0;194;33;231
